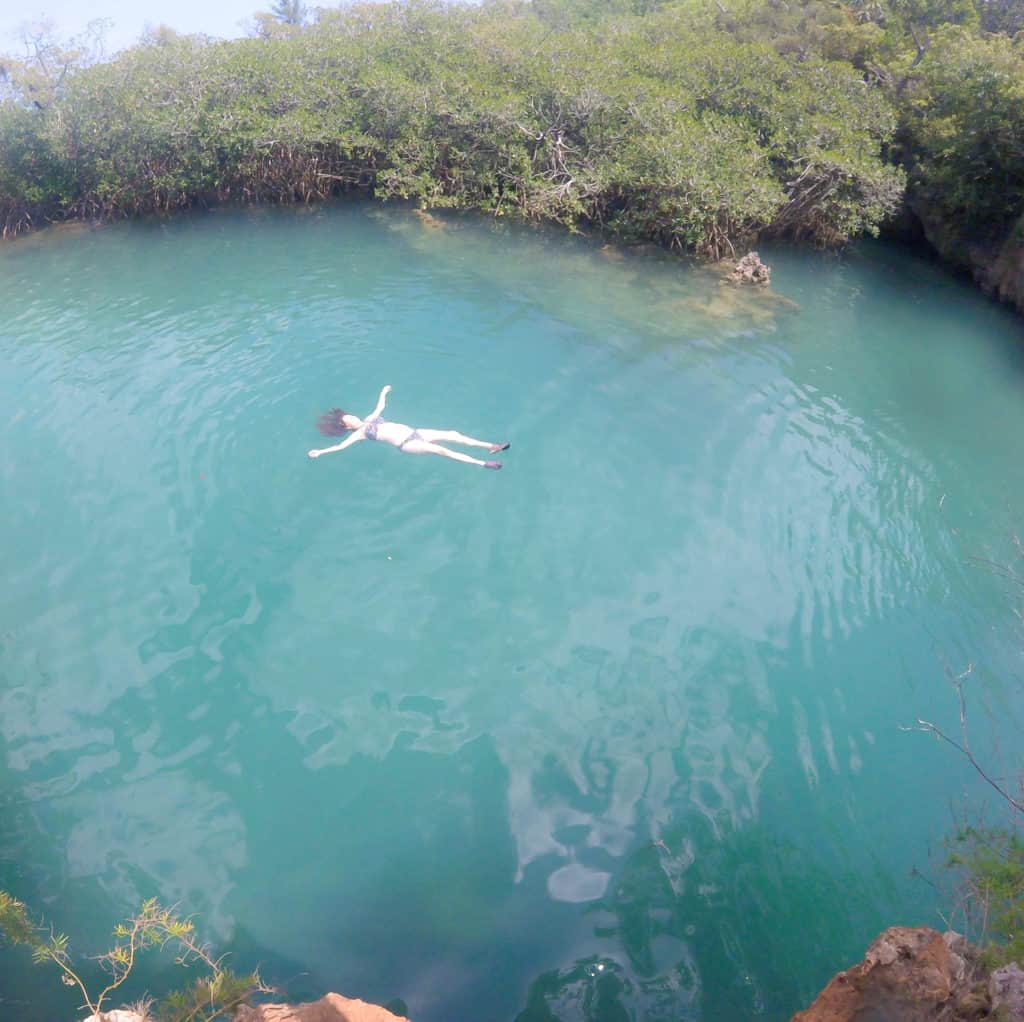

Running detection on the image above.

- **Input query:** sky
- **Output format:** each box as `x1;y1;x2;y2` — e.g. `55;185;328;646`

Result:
0;0;269;55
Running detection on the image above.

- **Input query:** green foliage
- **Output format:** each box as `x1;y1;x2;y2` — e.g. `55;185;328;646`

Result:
0;0;904;256
161;968;266;1022
714;0;888;67
899;27;1024;236
0;890;40;947
693;0;1024;264
0;892;267;1021
977;0;1024;35
271;0;308;25
0;0;1017;262
530;0;669;29
947;826;1024;968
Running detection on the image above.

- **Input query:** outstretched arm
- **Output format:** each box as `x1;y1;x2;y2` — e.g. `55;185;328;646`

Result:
368;384;392;420
308;430;364;459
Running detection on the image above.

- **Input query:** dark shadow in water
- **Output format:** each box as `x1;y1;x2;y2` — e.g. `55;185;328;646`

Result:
0;617;904;1022
516;957;634;1022
0;727;84;1021
513;811;890;1022
0;664;920;1022
214;705;562;1021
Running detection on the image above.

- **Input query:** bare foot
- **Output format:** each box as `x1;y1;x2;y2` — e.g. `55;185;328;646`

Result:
484;460;502;470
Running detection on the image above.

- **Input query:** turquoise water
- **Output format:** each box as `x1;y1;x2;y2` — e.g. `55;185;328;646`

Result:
1;204;1024;1022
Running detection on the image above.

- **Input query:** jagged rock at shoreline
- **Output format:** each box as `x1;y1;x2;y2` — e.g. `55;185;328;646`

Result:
791;926;994;1022
970;222;1024;315
729;251;772;286
910;202;1024;316
790;933;974;1019
234;992;409;1022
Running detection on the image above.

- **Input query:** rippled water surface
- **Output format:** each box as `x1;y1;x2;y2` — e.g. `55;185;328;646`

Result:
2;205;1024;1021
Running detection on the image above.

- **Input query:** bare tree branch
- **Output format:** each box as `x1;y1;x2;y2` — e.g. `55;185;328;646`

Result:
902;660;1024;815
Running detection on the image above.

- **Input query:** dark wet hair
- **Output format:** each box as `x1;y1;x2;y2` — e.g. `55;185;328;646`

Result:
317;408;352;436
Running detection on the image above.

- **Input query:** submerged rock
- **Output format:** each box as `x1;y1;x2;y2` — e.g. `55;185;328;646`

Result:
412;208;447;230
792;926;990;1022
234;992;409;1022
729;251;772;285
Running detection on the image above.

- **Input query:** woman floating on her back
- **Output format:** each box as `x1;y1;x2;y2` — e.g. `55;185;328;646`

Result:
308;386;510;469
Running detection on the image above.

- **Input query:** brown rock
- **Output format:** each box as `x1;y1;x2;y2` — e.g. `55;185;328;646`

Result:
729;251;771;286
791;926;982;1022
235;993;409;1022
909;200;1024;316
975;222;1024;314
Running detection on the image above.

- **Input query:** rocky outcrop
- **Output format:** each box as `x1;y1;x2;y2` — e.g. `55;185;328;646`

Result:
234;993;409;1022
792;927;991;1022
729;251;772;285
910;202;1024;316
990;964;1024;1021
976;223;1024;314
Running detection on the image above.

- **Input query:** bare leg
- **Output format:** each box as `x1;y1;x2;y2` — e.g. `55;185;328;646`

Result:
401;438;501;468
416;429;509;453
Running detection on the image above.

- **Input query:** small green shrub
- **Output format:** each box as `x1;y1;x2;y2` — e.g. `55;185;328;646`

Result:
948;826;1024;968
0;892;269;1022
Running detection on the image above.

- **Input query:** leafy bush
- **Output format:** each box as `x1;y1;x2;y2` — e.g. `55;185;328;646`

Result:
0;0;905;255
947;826;1024;968
0;892;268;1022
900;27;1024;237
